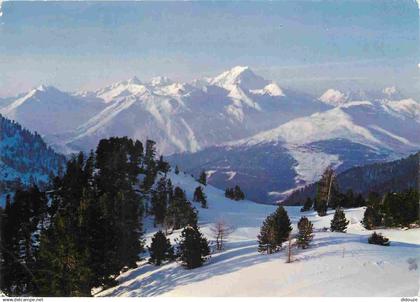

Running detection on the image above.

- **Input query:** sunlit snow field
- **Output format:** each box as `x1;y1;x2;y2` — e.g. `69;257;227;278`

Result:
98;171;420;297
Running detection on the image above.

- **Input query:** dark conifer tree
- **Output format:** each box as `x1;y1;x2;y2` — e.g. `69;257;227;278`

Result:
234;185;245;200
354;193;365;207
382;190;418;227
157;155;170;173
1;186;48;296
177;225;210;269
366;191;381;209
224;186;245;200
330;208;349;232
343;189;355;208
166;187;197;230
126;140;143;184
258;206;292;254
362;206;381;230
35;212;92;296
142;140;158;192
88;137;144;287
315;199;327;216
193;186;208;208
224;188;233;199
174;165;180;175
151;177;169;225
144;139;156;167
166;178;174;201
198;170;207;186
257;215;277;254
148;231;174;266
142;159;157;193
272;206;292;244
297;217;314;249
301;197;313;212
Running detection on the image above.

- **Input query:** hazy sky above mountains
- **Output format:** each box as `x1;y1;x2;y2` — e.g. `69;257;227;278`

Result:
0;1;418;97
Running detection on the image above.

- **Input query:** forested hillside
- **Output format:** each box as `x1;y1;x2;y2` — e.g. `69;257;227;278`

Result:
283;152;419;205
0;115;66;200
0;136;205;296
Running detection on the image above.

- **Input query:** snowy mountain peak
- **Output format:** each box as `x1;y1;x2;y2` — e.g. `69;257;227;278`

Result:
385;98;420;121
383;86;398;96
210;66;269;90
381;86;404;100
127;76;142;85
149;76;173;87
96;79;148;103
36;84;48;92
250;82;285;97
32;85;62;95
318;89;348;106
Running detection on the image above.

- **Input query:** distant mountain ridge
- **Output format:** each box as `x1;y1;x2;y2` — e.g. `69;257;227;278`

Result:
0;85;106;137
0;66;329;155
282;151;419;206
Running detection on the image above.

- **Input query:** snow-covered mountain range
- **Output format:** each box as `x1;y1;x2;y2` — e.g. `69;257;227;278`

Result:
169;97;420;202
0;66;327;154
1;66;419;202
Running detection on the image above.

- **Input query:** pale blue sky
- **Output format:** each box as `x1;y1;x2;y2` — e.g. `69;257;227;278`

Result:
0;1;418;97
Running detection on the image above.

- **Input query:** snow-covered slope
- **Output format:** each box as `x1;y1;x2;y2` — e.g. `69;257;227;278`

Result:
283;152;419;206
98;171;420;297
234;100;420;152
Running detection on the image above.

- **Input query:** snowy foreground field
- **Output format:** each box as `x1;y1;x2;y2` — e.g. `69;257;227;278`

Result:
98;172;420;297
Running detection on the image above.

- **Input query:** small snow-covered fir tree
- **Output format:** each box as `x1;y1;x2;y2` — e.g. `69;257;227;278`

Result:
330;208;349;232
